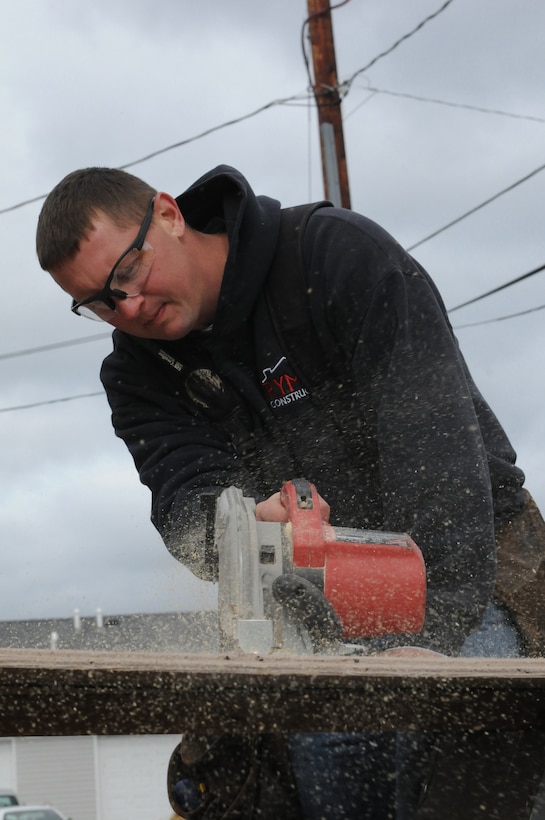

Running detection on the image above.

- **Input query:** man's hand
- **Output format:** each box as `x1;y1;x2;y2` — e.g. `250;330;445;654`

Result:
256;490;330;523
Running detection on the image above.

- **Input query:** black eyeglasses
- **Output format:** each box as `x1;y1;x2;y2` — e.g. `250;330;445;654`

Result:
71;196;156;321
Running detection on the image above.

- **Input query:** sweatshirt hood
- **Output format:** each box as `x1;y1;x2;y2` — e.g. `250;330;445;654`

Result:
176;165;281;336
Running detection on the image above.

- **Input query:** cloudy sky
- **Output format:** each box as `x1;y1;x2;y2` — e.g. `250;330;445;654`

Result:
1;0;544;622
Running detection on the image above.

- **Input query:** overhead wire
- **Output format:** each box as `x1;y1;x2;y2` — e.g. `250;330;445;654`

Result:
0;332;111;361
448;262;545;312
352;85;545;124
453;302;545;330
2;0;543;408
3;253;542;412
3;256;542;367
407;161;545;252
117;93;312;171
2;0;540;263
0;92;313;216
1;0;458;217
0;391;104;414
344;0;456;93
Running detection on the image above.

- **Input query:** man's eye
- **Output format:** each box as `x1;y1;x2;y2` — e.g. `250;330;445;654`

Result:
114;261;140;287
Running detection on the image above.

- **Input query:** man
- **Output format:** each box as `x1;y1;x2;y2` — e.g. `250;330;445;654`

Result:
37;165;544;818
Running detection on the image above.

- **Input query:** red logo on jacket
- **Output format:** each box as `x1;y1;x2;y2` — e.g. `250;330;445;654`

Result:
261;357;309;410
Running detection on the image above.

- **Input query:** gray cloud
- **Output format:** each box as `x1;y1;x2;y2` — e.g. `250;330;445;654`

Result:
2;0;544;620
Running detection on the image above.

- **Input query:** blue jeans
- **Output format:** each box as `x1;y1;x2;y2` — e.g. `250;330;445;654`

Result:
459;599;521;658
288;731;397;819
288;603;521;820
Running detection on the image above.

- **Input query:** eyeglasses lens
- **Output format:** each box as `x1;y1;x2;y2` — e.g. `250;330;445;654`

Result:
111;241;153;293
76;303;112;321
75;241;154;321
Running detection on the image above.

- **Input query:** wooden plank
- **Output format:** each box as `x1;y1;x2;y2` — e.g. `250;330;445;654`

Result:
0;649;545;736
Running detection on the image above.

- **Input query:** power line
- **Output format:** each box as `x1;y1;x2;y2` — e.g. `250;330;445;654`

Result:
2;0;542;345
0;332;111;362
351;84;545;125
0;391;104;414
0;0;537;250
407;161;545;251
0;93;311;216
7;291;543;413
448;262;545;312
1;2;456;217
454;302;545;329
3;258;545;413
2;0;541;244
0;192;49;214
345;0;456;92
1;264;543;368
118;93;310;172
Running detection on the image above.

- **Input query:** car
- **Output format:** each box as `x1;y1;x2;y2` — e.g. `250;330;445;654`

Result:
0;808;68;820
0;792;18;807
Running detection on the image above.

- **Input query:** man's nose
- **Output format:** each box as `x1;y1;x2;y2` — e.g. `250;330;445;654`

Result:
115;293;144;320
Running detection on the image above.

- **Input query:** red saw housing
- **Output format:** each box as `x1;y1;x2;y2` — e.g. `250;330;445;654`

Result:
280;480;427;639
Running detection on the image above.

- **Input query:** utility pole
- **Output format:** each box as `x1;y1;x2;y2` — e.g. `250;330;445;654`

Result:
306;0;351;209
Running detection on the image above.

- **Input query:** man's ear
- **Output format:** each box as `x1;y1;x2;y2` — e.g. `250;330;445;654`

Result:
154;191;186;238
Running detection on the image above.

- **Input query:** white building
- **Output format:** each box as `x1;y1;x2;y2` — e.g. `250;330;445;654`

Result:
0;610;218;820
0;734;179;820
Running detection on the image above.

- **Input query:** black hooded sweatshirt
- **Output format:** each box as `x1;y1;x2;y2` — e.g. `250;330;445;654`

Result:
101;165;525;654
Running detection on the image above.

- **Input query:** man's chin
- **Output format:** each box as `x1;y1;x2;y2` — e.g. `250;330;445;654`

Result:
111;306;196;342
139;320;192;342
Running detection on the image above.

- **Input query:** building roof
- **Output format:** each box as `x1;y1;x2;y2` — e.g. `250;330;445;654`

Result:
0;611;219;654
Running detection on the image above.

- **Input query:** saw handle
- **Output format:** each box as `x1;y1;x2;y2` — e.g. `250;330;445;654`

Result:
280;478;334;566
280;478;328;518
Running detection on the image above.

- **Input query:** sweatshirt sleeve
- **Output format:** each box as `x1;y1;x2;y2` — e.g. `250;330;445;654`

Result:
100;335;262;582
307;212;497;653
